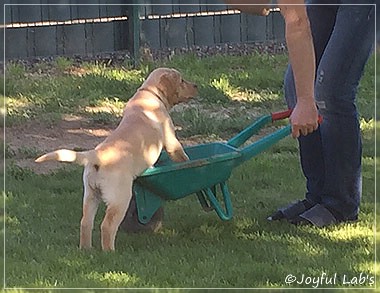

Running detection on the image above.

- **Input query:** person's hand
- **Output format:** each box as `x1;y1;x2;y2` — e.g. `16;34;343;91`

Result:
290;100;319;138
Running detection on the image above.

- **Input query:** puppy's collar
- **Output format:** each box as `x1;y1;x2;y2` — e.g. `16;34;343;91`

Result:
138;88;169;109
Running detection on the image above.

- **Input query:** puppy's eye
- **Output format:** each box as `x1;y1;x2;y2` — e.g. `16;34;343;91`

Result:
181;78;184;83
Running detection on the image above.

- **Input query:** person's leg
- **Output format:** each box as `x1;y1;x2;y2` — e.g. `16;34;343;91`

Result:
313;2;375;221
277;2;375;225
283;1;339;205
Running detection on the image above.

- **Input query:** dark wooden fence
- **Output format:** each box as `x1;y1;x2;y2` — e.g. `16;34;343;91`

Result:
2;0;285;60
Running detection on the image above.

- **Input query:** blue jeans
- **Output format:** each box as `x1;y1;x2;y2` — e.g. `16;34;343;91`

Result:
284;0;375;220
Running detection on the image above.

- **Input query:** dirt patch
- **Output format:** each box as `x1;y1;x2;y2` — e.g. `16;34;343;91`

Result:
5;114;115;174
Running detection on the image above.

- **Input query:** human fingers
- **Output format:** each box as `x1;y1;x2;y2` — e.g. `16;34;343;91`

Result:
291;125;301;138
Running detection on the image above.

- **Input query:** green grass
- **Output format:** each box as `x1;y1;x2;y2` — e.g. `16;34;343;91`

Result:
2;52;377;290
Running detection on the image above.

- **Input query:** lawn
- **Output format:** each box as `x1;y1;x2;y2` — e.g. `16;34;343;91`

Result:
1;51;378;291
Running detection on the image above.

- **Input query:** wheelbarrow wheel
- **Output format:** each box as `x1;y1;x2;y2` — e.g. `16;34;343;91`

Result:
120;194;164;233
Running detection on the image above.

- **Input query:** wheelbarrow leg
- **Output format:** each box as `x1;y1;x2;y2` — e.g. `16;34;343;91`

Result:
197;182;233;221
197;190;215;212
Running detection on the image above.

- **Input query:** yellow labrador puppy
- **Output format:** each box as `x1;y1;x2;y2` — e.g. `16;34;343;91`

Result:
35;68;198;251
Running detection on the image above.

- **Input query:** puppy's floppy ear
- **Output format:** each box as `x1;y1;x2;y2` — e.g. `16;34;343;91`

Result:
157;71;180;105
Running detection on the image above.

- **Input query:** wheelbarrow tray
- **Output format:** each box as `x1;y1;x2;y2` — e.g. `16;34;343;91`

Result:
136;142;241;200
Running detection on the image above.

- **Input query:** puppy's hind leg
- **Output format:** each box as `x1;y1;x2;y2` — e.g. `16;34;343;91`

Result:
100;178;133;251
80;184;100;249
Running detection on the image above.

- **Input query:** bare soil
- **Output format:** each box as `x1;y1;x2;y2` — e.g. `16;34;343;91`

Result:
5;114;115;174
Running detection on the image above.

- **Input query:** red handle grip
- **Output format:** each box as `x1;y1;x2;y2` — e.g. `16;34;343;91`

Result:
271;109;323;124
271;109;292;121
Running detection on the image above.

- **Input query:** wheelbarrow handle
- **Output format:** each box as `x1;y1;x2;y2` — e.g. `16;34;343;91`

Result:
229;108;324;166
271;109;292;121
227;109;323;150
271;109;323;124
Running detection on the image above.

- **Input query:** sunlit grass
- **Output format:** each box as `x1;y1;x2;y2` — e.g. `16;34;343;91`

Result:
322;225;374;241
85;97;125;117
85;271;140;287
82;64;146;83
360;118;375;131
210;75;281;103
6;95;34;119
210;75;240;98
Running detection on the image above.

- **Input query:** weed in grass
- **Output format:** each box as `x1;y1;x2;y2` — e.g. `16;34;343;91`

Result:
173;107;220;137
17;146;40;159
55;57;74;73
6;163;34;181
6;63;26;79
4;143;16;159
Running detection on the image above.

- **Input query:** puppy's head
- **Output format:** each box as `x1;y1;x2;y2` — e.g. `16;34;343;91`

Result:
143;68;198;108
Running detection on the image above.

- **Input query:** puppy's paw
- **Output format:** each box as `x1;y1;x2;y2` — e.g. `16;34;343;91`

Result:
180;152;190;162
170;150;189;162
79;244;93;250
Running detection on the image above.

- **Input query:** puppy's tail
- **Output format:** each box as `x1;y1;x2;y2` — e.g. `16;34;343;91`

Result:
35;149;97;166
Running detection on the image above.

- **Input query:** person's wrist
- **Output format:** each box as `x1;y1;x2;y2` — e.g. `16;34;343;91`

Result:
296;96;316;106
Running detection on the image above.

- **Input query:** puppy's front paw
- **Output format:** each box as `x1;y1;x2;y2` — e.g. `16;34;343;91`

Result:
170;150;189;162
180;152;190;162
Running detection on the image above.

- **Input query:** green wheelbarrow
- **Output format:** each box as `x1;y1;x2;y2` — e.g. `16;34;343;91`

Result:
120;109;297;232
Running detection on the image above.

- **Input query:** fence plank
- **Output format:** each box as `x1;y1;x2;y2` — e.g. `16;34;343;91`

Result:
105;2;125;18
114;20;129;52
9;1;20;23
185;17;194;46
204;0;227;13
159;18;168;48
84;23;94;55
151;0;172;15
5;28;28;58
178;0;200;14
137;1;152;17
271;11;285;41
170;0;180;14
141;18;160;49
26;28;36;57
63;24;86;55
17;0;42;23
166;17;187;48
48;5;71;22
76;1;101;20
92;22;115;53
56;25;65;55
246;15;267;42
213;15;221;44
220;14;241;43
193;15;215;46
39;0;50;22
34;26;57;56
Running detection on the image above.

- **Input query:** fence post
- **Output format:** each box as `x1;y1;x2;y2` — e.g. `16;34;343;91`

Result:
128;0;140;67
